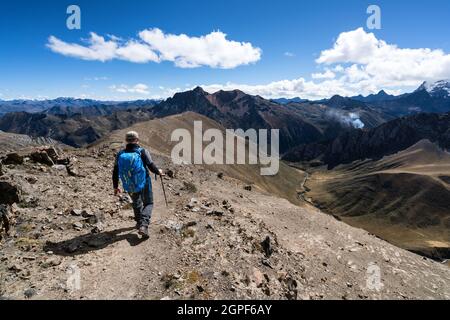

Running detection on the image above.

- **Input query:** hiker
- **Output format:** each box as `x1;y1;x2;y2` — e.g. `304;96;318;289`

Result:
113;131;164;238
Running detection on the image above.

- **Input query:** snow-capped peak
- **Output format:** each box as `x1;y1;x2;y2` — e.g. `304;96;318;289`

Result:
417;80;450;97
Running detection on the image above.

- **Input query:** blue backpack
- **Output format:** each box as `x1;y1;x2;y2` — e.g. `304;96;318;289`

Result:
117;148;147;193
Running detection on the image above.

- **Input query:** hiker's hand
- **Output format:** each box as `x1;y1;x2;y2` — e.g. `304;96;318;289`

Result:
159;169;165;176
114;188;121;196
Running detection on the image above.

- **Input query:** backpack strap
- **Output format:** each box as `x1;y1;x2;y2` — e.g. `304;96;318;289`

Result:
137;147;150;176
136;147;145;162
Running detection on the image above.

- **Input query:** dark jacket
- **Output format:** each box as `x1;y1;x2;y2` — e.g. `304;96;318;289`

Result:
112;144;160;189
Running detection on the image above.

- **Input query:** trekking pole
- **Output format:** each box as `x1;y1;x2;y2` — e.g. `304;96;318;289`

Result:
156;174;168;207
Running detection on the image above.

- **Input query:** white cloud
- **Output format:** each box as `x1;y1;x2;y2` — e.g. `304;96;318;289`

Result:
316;27;450;86
311;69;335;80
110;84;150;95
47;28;261;69
115;41;160;63
138;28;261;68
48;33;118;62
198;28;450;99
200;78;352;100
284;52;295;57
47;27;450;100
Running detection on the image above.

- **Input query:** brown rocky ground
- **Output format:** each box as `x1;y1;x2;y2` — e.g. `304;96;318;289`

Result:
0;142;449;300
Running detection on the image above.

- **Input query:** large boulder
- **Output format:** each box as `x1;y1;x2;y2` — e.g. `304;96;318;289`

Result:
43;147;59;163
2;153;24;165
0;180;22;205
30;150;54;166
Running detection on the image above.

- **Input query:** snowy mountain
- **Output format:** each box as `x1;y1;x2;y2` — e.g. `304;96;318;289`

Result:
416;80;450;98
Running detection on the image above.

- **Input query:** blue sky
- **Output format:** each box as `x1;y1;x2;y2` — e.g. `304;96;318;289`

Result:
1;0;450;100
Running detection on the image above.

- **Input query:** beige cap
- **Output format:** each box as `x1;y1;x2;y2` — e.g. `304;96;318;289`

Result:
125;131;139;142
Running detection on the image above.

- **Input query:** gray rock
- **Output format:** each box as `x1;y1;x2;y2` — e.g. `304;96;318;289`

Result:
186;198;198;209
91;222;104;234
0;180;22;205
30;150;54;166
65;243;79;253
70;209;83;216
25;176;38;184
73;222;83;230
3;153;24;165
206;210;224;217
51;164;67;172
24;288;36;299
261;236;273;257
41;257;62;268
81;209;94;218
43;147;59;162
66;164;82;177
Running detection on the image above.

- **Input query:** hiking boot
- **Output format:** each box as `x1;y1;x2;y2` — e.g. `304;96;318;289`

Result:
138;226;149;239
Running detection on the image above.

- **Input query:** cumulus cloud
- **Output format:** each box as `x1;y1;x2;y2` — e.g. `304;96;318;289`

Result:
110;84;150;95
200;78;352;100
139;28;261;68
311;69;336;80
47;28;261;69
316;27;450;86
198;28;450;99
48;33;118;62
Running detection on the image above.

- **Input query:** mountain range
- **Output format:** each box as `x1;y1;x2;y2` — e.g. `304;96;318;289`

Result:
0;97;160;117
0;109;155;147
284;111;450;167
1;80;450;161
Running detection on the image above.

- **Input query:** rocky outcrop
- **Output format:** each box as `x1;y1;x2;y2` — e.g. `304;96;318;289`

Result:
0;179;21;205
3;153;24;165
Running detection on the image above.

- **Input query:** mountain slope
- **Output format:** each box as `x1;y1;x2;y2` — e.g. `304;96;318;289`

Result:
0;127;449;299
93;112;307;205
304;140;450;259
152;88;391;154
0;109;155;147
153;87;326;154
284;112;450;168
0;131;67;153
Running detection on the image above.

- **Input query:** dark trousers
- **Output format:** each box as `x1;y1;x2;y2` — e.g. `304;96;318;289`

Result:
130;177;153;228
